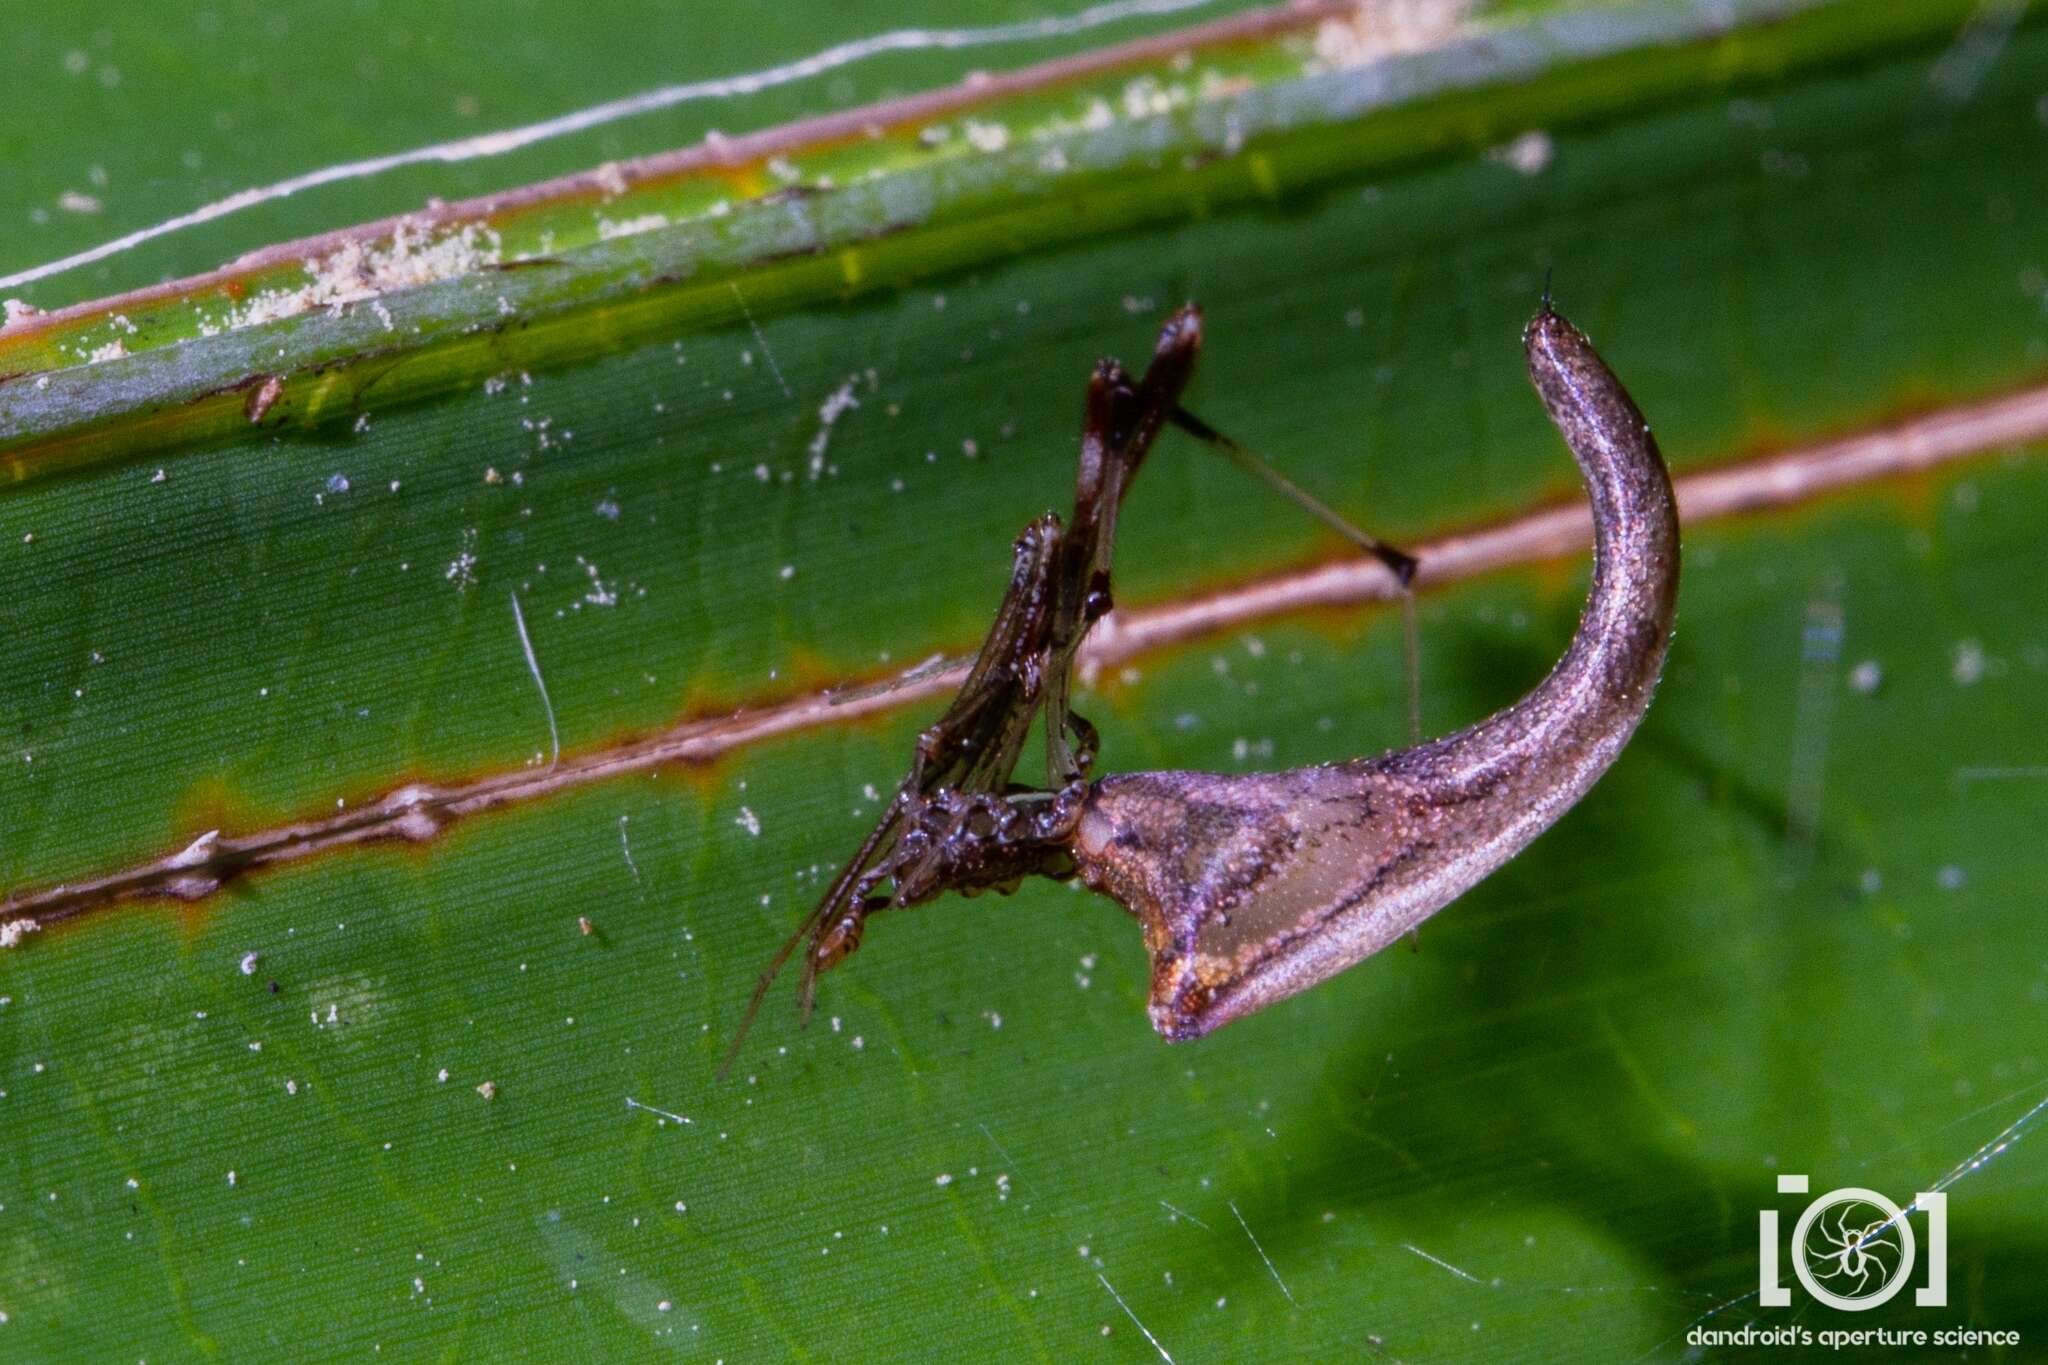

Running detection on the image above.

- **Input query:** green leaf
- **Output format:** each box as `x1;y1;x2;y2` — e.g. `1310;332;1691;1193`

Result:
4;1;2046;1357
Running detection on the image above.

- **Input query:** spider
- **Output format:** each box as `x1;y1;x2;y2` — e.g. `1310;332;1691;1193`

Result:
723;297;1676;1066
1806;1203;1902;1298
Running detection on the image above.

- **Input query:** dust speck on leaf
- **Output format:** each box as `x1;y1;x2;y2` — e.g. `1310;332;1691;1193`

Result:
1952;639;1988;685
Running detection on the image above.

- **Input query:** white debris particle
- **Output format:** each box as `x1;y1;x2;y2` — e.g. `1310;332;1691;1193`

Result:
87;339;128;363
0;919;42;949
1312;0;1475;70
595;498;620;521
778;564;795;581
657;1300;673;1313
735;806;761;837
285;1079;298;1095
2;299;43;328
1849;659;1883;694
596;212;669;240
1952;639;1986;685
436;1068;450;1083
226;1170;237;1187
58;190;102;215
983;1010;1003;1030
850;1036;864;1050
935;1173;953;1187
476;1080;498;1100
962;118;1010;152
167;828;220;869
1119;75;1189;119
324;473;350;495
1489;130;1555;176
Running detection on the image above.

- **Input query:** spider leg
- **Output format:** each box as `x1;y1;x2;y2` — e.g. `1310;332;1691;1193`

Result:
1168;404;1424;741
719;802;904;1077
1042;308;1204;784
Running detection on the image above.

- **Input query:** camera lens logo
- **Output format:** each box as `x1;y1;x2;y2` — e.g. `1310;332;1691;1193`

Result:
1760;1175;1947;1310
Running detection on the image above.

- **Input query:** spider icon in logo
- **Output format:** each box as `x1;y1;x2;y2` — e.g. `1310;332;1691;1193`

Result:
1791;1188;1914;1310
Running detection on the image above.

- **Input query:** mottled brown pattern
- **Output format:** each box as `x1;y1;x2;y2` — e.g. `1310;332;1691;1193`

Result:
1071;309;1680;1039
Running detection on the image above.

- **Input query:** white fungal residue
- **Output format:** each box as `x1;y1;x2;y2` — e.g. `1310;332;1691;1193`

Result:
207;220;502;337
806;377;860;479
596;212;670;240
618;815;644;891
1489;129;1554;176
1310;0;1476;70
445;529;480;590
0;0;1220;293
